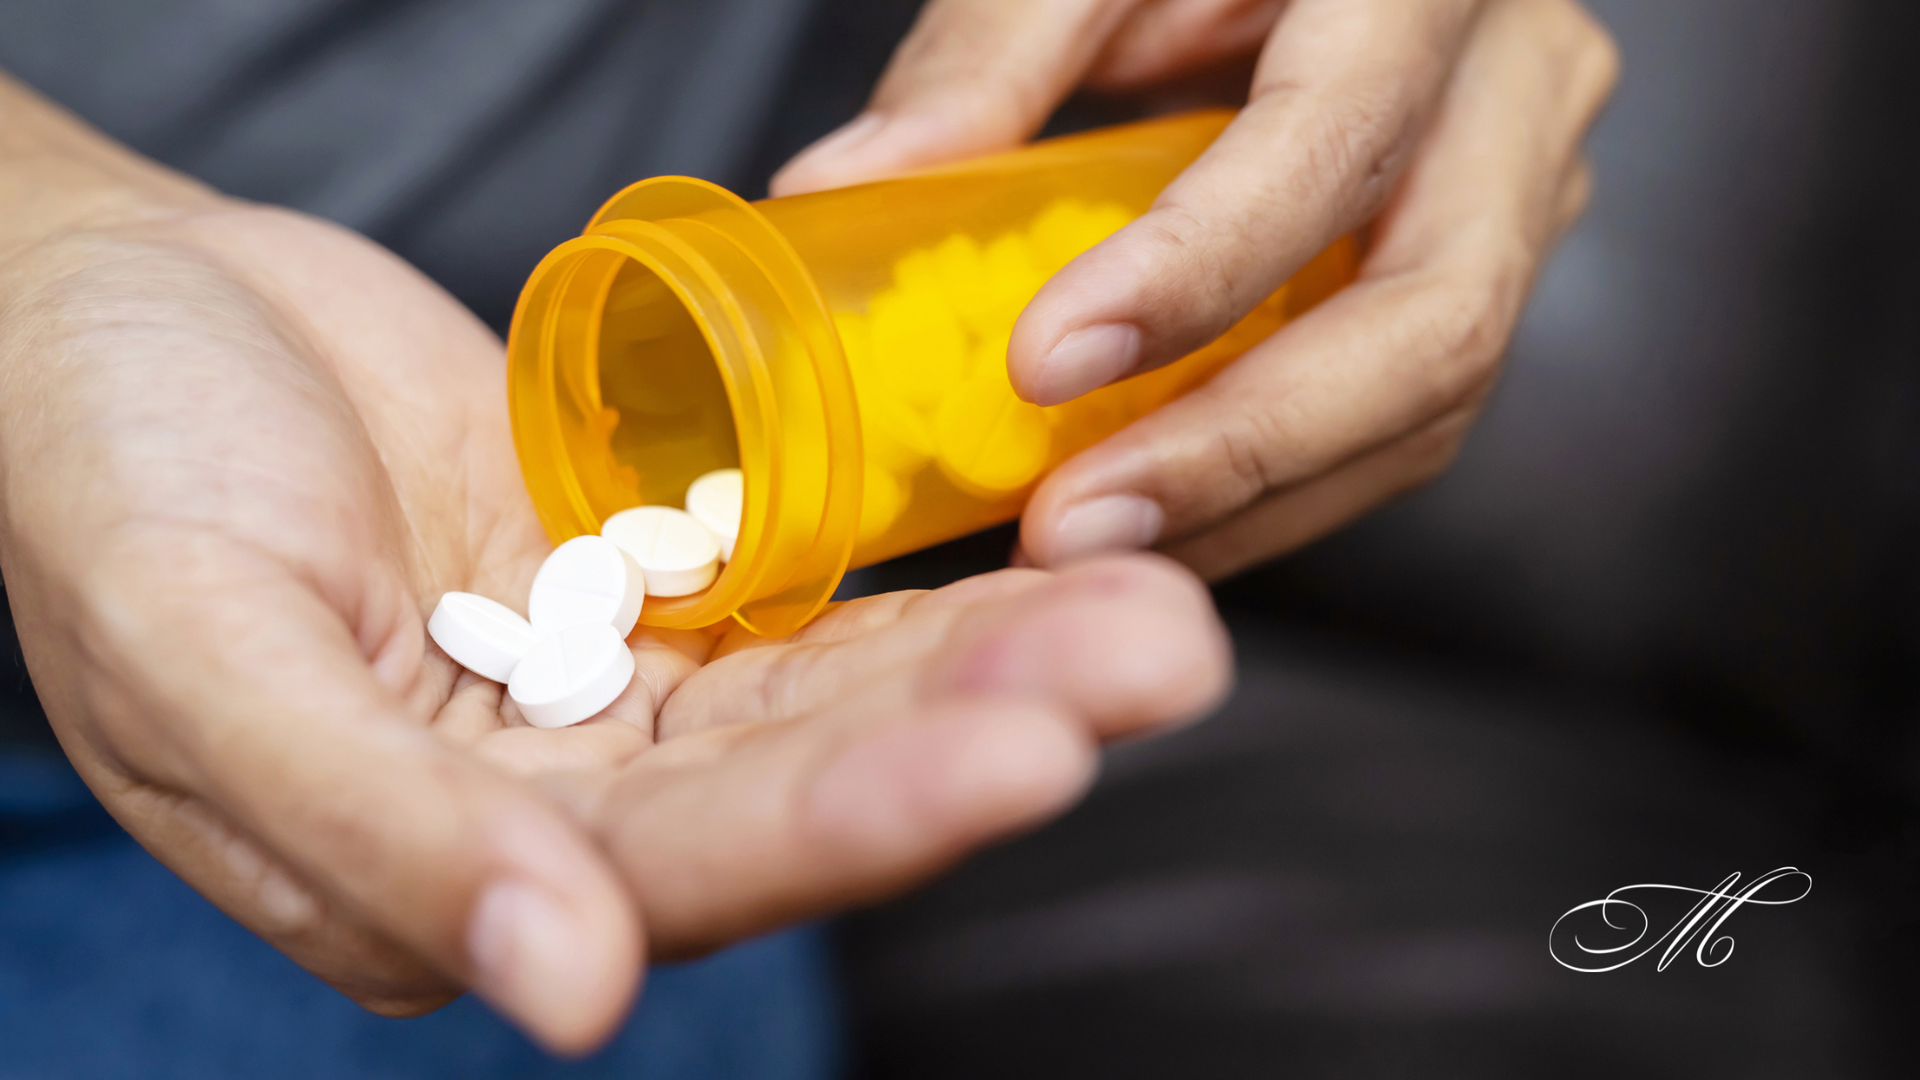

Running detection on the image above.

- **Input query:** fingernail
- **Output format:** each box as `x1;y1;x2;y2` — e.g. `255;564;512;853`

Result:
1046;495;1163;564
1027;324;1140;406
774;113;888;192
468;880;595;1045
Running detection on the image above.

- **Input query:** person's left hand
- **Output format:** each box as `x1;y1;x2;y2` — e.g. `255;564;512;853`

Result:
468;550;1226;961
773;0;1617;578
1;187;1228;1054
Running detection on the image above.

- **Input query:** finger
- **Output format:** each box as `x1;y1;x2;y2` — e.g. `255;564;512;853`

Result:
445;622;714;781
1085;0;1289;90
918;555;1230;735
1020;0;1619;565
430;667;513;744
662;558;1220;742
617;699;1095;957
575;555;1229;954
770;0;1136;196
1005;0;1484;408
96;776;463;1016
1164;402;1480;580
660;571;1052;738
1554;154;1595;237
77;545;643;1055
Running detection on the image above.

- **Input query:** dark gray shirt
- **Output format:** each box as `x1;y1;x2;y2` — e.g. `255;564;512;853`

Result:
0;0;858;325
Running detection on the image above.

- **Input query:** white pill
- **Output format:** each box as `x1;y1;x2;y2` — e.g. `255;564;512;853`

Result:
684;468;743;562
508;623;636;729
428;592;538;683
600;505;720;597
528;535;645;638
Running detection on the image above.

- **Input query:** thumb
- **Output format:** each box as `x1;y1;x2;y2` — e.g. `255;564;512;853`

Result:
770;0;1136;196
80;560;642;1055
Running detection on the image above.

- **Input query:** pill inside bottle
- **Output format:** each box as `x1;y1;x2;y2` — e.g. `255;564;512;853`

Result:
684;468;743;562
601;505;720;597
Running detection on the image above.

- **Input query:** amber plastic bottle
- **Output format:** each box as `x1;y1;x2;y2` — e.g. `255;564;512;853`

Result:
507;109;1356;636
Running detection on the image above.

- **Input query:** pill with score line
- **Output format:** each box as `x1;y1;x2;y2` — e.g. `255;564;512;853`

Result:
601;505;721;597
684;468;743;562
528;534;645;637
427;592;538;683
508;622;637;729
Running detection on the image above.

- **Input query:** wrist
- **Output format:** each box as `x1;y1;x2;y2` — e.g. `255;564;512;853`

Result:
0;71;222;258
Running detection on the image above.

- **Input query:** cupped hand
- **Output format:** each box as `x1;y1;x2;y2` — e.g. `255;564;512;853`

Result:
0;201;1229;1053
773;0;1618;578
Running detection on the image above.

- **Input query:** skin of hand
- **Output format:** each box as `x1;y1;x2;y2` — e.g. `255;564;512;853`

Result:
0;79;1231;1054
773;0;1619;579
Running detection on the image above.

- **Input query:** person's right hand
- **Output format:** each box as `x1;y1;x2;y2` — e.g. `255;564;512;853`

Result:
774;0;1615;580
0;92;1229;1052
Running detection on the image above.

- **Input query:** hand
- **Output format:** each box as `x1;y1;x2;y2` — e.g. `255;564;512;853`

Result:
0;195;1229;1051
773;0;1617;578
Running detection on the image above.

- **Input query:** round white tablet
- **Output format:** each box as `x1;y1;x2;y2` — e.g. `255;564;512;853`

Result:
428;592;538;683
600;505;721;597
528;534;645;638
684;468;743;563
507;623;636;729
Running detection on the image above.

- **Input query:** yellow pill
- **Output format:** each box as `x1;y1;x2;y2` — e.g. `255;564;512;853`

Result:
840;308;934;472
979;232;1044;322
834;198;1154;513
875;398;934;466
857;460;908;546
1027;199;1092;272
893;246;945;298
934;362;1052;496
1027;199;1133;273
970;330;1011;384
869;287;968;411
859;392;933;474
1080;201;1135;239
834;310;873;370
927;233;1003;340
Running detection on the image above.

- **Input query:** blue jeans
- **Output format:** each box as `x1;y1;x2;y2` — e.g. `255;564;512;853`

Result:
0;750;844;1080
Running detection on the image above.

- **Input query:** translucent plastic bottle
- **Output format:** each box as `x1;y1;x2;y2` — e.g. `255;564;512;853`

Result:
508;109;1357;636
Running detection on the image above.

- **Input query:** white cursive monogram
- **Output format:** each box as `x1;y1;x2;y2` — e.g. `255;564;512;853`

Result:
1549;867;1812;973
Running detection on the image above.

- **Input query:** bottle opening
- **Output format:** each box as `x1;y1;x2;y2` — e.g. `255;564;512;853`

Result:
596;258;741;507
510;176;865;637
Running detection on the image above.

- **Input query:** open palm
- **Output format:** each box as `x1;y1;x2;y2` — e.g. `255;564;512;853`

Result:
0;204;1229;1052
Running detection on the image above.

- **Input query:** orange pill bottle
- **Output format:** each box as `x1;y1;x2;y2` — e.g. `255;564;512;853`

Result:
507;109;1356;636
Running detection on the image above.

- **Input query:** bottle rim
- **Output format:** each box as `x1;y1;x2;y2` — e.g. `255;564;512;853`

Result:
507;176;864;637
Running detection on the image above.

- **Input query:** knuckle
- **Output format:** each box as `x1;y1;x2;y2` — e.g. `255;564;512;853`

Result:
1282;80;1415;203
1408;423;1469;485
61;583;182;764
1557;158;1596;228
1572;19;1623;108
1542;0;1622;108
1416;277;1521;401
1129;206;1244;338
1209;398;1297;505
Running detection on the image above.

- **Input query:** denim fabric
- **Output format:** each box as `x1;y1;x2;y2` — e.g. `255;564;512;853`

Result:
0;750;844;1080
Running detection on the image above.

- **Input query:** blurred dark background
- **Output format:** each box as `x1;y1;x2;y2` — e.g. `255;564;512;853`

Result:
849;1;1920;1075
5;0;1919;1077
